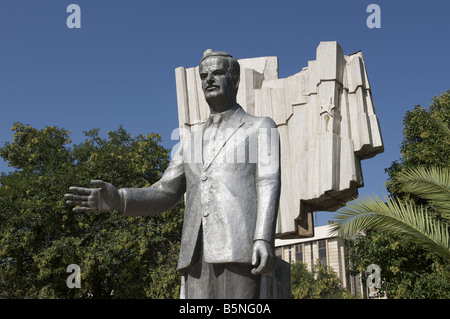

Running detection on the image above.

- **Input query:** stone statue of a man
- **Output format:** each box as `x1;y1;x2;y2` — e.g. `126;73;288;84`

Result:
65;50;281;299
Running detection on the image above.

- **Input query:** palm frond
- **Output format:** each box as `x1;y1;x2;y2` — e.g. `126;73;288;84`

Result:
331;195;450;259
396;166;450;220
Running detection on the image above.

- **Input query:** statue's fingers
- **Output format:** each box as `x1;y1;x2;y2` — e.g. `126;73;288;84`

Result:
66;200;90;206
252;253;265;275
90;180;110;190
64;193;74;200
69;186;93;195
65;194;89;201
252;264;264;275
75;195;90;201
251;248;259;267
80;201;93;207
66;197;96;206
72;206;93;213
259;254;269;271
65;200;79;206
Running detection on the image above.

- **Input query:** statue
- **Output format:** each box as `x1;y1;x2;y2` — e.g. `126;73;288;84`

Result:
65;49;281;299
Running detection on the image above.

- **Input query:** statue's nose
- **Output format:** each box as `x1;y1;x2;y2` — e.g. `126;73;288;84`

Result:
206;73;215;83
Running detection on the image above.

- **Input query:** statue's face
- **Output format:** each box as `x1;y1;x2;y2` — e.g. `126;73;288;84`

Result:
199;56;237;105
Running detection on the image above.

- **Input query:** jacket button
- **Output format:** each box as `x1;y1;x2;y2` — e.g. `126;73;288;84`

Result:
201;174;207;181
203;211;210;217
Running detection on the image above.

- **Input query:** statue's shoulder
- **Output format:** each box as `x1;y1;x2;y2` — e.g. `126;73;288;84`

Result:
243;111;277;130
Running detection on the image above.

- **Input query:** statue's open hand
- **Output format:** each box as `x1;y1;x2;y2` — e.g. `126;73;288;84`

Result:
64;180;122;213
251;240;276;275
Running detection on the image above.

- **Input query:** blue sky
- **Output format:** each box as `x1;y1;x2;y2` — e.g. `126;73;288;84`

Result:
0;0;449;226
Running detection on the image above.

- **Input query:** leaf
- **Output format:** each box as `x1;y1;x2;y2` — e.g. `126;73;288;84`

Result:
397;166;450;220
331;195;450;260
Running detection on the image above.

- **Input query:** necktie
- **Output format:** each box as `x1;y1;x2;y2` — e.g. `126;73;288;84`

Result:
204;114;223;163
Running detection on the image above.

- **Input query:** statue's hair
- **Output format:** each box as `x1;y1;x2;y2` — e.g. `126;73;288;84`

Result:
200;49;240;79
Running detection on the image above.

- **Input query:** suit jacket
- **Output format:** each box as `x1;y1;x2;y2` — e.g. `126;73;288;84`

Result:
120;105;281;273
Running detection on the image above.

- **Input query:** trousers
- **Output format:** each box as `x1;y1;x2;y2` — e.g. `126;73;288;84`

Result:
184;229;261;299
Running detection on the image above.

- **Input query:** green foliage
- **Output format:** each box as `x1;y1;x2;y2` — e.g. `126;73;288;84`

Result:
0;123;183;298
346;230;450;299
291;261;355;299
386;90;450;195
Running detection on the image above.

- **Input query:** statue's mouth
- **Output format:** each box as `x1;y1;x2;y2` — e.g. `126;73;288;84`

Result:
205;85;219;91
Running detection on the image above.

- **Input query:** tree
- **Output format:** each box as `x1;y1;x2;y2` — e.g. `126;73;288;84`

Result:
0;123;183;298
346;230;450;299
386;90;450;195
291;261;355;299
331;91;450;298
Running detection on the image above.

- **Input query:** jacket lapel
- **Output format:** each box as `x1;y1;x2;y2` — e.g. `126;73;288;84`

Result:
203;106;246;171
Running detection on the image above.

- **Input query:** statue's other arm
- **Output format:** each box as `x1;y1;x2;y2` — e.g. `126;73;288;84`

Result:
251;117;281;275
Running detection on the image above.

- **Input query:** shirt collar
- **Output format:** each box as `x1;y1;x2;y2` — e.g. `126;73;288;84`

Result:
208;104;240;125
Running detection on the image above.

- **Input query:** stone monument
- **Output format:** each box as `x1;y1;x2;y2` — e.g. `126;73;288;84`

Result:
175;41;384;240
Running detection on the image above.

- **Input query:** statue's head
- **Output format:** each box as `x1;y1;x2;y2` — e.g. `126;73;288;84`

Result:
199;49;240;111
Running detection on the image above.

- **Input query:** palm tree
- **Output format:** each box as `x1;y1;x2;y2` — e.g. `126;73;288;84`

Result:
331;166;450;260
